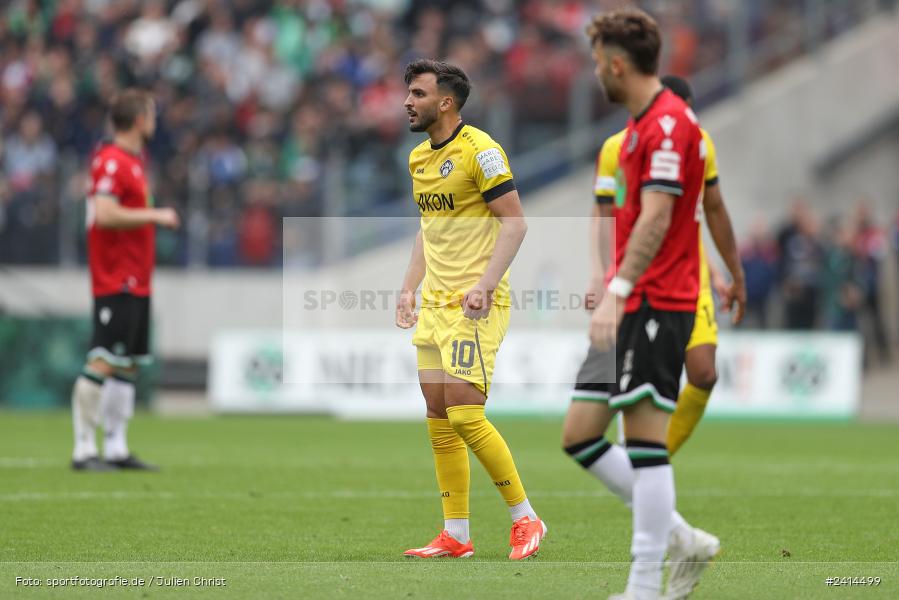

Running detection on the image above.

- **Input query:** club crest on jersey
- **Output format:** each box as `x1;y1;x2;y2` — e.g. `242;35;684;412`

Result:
440;159;455;178
627;131;639;153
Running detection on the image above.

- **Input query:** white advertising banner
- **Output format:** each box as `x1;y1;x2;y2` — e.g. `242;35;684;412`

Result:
208;330;861;419
703;331;862;418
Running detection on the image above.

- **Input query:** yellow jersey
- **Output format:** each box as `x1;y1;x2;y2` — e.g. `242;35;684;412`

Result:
594;129;627;203
594;127;719;292
409;122;516;308
700;128;719;188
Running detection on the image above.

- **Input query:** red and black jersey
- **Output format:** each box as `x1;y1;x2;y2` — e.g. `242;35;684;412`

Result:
87;143;155;298
614;88;706;313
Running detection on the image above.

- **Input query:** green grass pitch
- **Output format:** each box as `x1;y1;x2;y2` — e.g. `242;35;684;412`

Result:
1;412;897;599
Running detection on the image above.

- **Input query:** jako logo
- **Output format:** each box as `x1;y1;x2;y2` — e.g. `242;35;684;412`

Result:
441;491;450;497
493;480;511;487
417;192;455;212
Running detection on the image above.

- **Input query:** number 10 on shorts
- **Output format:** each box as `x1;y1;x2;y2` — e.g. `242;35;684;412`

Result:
451;339;476;370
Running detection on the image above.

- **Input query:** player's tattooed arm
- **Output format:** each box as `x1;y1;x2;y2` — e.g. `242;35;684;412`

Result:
617;190;674;283
397;230;425;328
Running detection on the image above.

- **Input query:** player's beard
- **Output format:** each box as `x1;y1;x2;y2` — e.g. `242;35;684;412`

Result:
600;73;624;104
409;105;438;132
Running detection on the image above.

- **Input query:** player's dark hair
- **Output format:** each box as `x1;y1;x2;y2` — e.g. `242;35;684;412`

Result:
404;59;471;110
586;9;661;75
661;75;694;104
110;89;153;131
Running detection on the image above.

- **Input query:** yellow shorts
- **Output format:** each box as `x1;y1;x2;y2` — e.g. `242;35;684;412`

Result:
686;286;718;350
412;304;510;396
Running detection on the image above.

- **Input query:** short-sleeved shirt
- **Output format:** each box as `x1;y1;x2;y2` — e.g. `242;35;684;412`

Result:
596;125;720;296
615;88;706;313
87;143;155;298
697;128;719;291
409;122;516;308
594;129;627;203
595;126;718;202
701;129;718;187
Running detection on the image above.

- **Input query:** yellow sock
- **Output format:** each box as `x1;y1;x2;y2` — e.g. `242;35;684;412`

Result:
667;383;712;456
427;418;470;519
446;405;527;506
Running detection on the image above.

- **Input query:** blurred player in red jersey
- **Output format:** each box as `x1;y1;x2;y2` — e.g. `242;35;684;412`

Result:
561;10;718;599
70;89;179;471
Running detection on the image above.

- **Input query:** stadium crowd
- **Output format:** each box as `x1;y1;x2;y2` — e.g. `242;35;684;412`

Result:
1;0;866;268
0;0;895;343
738;198;897;364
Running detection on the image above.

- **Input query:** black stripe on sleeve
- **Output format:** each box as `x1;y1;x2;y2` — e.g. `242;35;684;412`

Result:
705;176;719;187
641;179;684;196
482;179;516;203
596;194;615;205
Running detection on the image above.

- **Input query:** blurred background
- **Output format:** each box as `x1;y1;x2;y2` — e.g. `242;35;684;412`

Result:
1;0;898;420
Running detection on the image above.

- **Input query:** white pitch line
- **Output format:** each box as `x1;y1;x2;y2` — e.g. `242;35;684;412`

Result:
683;459;899;473
0;457;59;468
3;457;897;473
1;488;898;503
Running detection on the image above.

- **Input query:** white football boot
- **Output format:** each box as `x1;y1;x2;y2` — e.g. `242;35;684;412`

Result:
663;527;720;599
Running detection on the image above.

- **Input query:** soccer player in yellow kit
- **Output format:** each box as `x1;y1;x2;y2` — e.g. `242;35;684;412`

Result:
396;59;546;560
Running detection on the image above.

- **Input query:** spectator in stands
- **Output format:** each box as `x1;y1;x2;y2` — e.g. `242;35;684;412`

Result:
3;110;56;192
776;198;824;329
852;199;891;363
200;130;248;188
40;75;93;155
739;216;778;329
821;216;863;332
238;180;279;267
124;0;179;75
893;207;899;283
0;110;59;263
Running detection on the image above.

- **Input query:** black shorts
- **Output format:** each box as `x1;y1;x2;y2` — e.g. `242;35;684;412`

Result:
571;300;694;413
88;293;152;368
570;345;616;402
